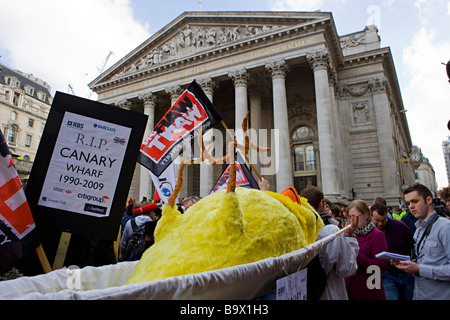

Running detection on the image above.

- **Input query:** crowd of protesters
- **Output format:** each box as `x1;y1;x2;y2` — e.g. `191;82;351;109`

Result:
116;182;449;301
1;182;449;301
306;183;450;300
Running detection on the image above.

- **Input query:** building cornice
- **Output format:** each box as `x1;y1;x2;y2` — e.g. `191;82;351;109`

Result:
89;12;342;96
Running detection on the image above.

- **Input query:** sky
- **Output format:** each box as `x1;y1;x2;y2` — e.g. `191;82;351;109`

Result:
0;0;449;190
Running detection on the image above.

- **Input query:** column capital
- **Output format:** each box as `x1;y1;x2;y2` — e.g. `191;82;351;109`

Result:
198;77;217;96
139;92;157;106
265;59;289;79
306;50;331;72
165;84;183;101
115;99;132;110
228;68;249;87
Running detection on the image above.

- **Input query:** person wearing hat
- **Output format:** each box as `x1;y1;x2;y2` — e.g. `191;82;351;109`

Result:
392;207;404;221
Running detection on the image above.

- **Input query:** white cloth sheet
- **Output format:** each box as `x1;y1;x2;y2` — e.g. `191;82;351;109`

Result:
0;231;342;300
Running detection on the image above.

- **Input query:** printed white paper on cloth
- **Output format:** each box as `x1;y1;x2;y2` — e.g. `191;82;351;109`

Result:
276;268;307;300
38;112;131;218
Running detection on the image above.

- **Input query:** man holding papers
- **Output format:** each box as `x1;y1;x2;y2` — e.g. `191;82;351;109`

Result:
370;202;414;300
393;184;450;300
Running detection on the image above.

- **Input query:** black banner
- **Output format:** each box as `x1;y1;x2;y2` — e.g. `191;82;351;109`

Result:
138;80;222;177
25;92;147;241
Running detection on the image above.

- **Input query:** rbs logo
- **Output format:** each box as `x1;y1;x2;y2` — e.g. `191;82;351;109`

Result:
67;120;84;129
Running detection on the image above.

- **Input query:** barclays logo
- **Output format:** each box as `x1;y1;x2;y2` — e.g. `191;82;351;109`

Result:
93;123;116;132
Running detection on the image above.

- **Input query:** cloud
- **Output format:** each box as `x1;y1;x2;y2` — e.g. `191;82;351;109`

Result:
0;0;150;99
267;0;325;11
402;27;450;189
266;0;349;11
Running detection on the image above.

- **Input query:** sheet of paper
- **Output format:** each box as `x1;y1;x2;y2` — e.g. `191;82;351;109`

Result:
38;112;131;218
276;268;307;300
375;251;410;261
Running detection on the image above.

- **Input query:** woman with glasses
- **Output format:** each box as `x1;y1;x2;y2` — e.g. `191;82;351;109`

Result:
344;200;388;300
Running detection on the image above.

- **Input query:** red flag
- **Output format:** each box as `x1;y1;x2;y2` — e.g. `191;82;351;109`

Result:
154;189;161;201
0;129;37;273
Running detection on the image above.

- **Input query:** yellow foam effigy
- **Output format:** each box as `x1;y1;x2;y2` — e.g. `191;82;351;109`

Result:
126;187;323;285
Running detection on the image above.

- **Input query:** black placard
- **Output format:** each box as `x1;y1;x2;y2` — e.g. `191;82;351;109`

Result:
25;92;147;240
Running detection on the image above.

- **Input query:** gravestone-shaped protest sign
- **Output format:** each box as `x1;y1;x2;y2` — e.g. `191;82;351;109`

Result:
25;92;147;240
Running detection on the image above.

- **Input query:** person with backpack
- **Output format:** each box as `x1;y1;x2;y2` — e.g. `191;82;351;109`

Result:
119;202;158;261
300;186;359;300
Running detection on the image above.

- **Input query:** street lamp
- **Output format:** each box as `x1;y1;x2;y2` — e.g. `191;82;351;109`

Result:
443;60;450;83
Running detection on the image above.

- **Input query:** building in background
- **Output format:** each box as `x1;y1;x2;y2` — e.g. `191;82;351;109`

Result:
0;63;52;186
443;136;450;186
413;146;438;195
89;11;417;206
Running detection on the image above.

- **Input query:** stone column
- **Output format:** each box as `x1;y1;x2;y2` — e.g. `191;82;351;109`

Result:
166;85;187;199
307;50;340;198
115;99;138;198
371;77;401;203
266;59;293;192
248;82;263;173
198;77;216;197
138;92;157;201
229;68;249;146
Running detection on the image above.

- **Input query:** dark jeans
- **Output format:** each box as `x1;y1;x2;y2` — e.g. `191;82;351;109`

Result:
383;270;414;300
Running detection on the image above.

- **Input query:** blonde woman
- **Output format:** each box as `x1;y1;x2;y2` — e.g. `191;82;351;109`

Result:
344;200;388;300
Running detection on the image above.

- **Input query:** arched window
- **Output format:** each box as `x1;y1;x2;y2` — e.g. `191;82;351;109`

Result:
292;126;316;173
293;144;316;172
292;126;314;140
292;126;317;191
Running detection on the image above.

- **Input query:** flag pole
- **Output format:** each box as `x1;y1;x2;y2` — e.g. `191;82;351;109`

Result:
220;120;262;181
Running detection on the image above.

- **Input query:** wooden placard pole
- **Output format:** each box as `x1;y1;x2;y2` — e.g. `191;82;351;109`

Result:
52;232;72;270
35;244;52;273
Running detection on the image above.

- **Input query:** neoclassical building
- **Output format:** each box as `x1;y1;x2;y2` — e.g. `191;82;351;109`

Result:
0;63;52;185
89;11;416;206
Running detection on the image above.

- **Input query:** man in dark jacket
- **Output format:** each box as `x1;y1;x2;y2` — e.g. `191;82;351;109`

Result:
371;202;414;300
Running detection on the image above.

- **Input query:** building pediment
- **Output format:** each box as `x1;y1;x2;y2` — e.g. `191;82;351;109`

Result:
89;11;334;90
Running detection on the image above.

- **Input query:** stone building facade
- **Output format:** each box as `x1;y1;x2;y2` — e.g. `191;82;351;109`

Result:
443;136;450;186
0;63;52;185
89;11;416;206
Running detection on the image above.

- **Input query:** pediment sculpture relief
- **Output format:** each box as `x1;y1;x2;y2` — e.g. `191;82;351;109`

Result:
112;24;281;79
